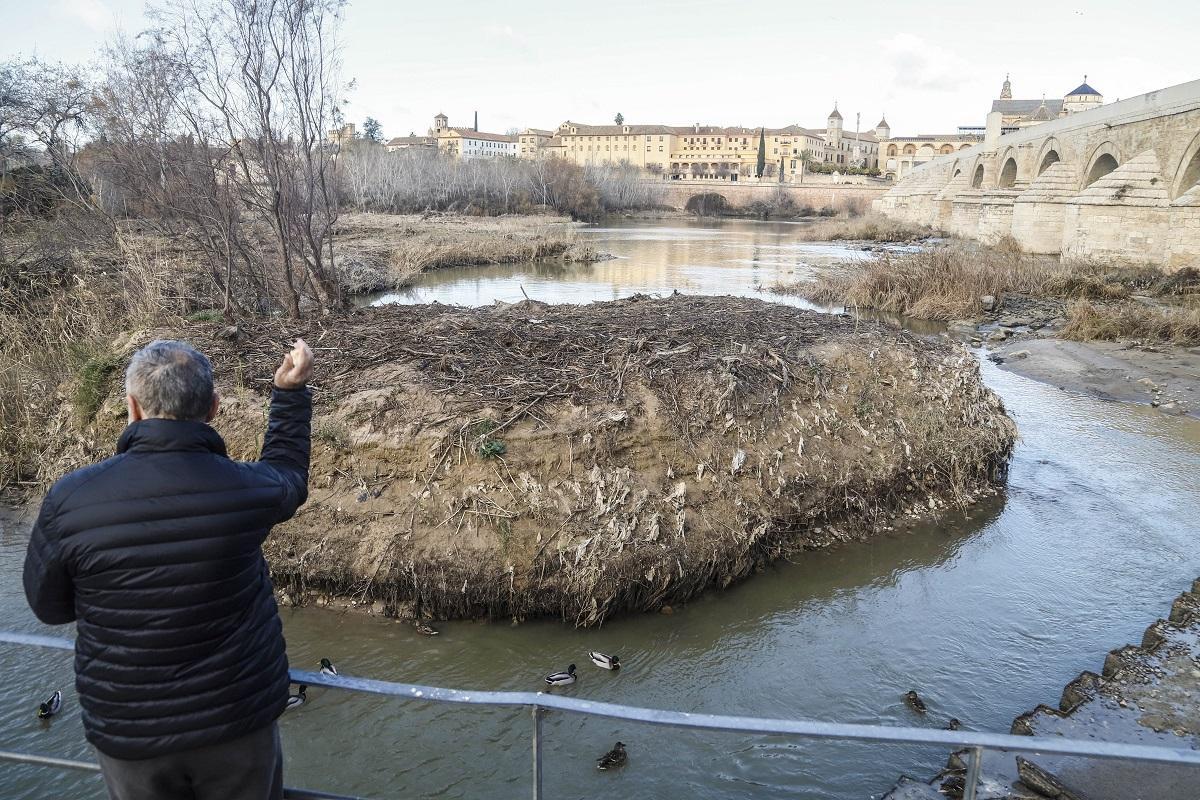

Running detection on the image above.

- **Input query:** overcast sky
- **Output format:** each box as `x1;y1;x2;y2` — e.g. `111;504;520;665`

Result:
6;0;1197;138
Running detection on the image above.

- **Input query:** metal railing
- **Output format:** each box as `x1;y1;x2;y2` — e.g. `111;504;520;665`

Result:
4;630;1200;800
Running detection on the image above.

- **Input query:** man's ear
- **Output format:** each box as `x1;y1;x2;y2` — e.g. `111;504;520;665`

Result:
206;391;220;423
127;394;144;423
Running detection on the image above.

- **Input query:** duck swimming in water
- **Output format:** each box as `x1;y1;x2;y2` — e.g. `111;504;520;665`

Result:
286;685;307;711
589;652;620;670
596;742;627;770
319;658;339;677
37;691;62;719
544;664;576;687
904;690;927;714
415;622;439;636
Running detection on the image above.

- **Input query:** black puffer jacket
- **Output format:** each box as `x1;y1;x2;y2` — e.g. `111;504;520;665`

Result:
24;387;310;760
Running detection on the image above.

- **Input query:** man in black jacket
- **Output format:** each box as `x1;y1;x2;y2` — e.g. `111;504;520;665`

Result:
24;337;313;800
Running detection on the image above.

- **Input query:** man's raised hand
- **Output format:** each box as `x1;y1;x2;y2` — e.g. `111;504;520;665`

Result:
274;339;313;390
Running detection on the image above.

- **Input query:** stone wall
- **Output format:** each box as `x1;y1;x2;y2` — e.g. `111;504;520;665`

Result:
872;79;1200;269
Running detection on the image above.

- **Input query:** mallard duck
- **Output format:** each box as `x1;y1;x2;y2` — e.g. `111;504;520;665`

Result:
589;651;620;670
596;741;627;770
904;690;927;714
415;622;439;636
544;664;576;687
319;658;339;677
286;685;307;711
37;691;62;719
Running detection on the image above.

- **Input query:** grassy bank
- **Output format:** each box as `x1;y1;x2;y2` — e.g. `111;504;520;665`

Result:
1062;300;1200;346
785;237;1200;345
794;213;944;242
334;212;604;293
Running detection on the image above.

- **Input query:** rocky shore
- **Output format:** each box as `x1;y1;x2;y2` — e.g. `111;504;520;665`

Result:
42;295;1015;627
884;580;1200;800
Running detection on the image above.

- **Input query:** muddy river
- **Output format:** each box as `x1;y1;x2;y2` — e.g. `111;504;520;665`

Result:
2;219;1199;799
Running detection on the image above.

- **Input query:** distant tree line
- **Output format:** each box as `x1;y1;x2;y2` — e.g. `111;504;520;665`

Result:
338;145;666;220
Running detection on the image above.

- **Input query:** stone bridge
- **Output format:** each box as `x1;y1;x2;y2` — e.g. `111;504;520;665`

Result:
876;79;1200;269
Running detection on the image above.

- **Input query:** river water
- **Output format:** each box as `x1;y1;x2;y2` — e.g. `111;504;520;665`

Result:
2;218;1199;799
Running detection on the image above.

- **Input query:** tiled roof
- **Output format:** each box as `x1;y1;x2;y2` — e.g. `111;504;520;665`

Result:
444;129;516;143
991;98;1065;116
1067;82;1100;97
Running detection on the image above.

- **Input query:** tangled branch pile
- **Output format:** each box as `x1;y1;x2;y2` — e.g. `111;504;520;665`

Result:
49;296;1016;626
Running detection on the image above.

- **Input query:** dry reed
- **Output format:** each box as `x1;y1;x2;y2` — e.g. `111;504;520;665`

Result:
1062;301;1200;346
798;239;1195;323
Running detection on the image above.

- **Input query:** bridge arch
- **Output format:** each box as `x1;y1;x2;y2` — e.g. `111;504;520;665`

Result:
971;163;985;189
1082;142;1121;188
998;157;1018;188
1170;130;1200;199
1035;137;1062;175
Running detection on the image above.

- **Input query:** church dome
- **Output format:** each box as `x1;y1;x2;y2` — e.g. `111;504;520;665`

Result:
1067;77;1100;97
828;106;843;121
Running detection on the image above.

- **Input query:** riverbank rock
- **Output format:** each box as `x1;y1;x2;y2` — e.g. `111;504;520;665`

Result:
43;295;1016;626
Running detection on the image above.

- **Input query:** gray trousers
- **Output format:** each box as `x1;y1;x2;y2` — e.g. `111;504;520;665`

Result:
96;723;283;800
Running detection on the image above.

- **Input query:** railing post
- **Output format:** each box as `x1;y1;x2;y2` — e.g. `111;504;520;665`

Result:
962;746;983;800
531;704;543;800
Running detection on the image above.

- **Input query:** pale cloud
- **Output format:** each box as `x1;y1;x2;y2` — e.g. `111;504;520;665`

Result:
58;0;113;32
880;33;971;93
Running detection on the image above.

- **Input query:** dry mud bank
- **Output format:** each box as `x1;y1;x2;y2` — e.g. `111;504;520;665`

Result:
48;296;1015;626
886;580;1200;800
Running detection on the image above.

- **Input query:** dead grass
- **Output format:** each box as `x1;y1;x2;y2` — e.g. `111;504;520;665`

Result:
796;239;1196;323
0;220;188;487
1062;302;1200;347
796;212;944;243
333;212;588;293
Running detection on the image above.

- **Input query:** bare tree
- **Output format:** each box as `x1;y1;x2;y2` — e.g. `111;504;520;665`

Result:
93;0;348;318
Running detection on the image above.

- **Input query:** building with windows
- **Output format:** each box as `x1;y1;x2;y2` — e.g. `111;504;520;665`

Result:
521;107;879;181
517;129;556;158
878;124;984;181
421;112;518;160
385;134;437;153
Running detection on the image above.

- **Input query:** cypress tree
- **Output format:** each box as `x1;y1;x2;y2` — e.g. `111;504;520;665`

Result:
756;128;766;178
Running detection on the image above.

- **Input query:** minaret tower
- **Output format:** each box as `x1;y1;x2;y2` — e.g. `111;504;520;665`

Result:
827;102;843;147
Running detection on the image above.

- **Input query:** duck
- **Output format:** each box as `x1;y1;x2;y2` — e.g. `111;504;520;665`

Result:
589;651;620;670
286;685;307;711
415;622;439;636
946;718;961;731
319;658;339;677
596;741;627;770
544;664;576;687
37;691;62;719
903;690;927;714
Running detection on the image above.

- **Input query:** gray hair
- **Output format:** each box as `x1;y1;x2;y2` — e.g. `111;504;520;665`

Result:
125;340;215;421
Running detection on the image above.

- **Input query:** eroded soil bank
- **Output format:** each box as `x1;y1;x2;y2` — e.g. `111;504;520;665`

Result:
886;580;1200;800
46;295;1015;626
